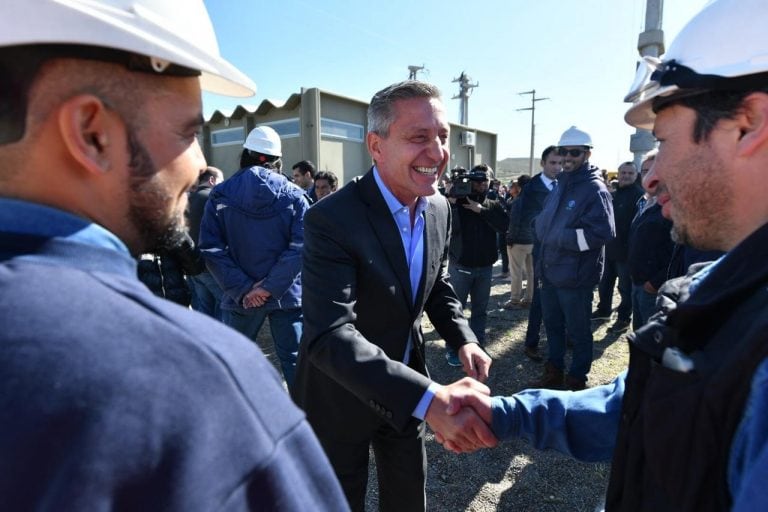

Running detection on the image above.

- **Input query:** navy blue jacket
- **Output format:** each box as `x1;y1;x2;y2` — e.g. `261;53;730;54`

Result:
627;202;674;289
0;200;348;511
534;163;615;288
199;166;308;312
506;173;552;245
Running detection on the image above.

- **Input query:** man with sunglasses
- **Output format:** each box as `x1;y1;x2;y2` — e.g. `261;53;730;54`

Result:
531;127;615;390
440;0;768;509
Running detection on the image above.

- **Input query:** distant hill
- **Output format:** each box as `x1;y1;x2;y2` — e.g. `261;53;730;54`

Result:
495;157;534;183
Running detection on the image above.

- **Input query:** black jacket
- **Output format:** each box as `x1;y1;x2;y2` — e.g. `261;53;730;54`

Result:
449;196;509;267
605;184;643;261
627;202;674;289
606;221;768;511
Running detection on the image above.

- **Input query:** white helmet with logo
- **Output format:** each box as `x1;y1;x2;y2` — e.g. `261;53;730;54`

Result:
558;126;593;148
0;0;255;97
244;126;282;157
624;0;768;129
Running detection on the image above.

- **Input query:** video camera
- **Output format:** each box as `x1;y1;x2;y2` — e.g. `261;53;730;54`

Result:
447;166;487;199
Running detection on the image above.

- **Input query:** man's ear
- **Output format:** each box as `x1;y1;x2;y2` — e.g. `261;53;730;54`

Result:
57;94;118;175
735;92;768;157
367;131;382;162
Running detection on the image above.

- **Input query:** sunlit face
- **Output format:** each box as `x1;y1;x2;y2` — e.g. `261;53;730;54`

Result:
541;153;563;179
640;158;656;196
314;177;334;199
125;77;205;254
367;96;449;206
292;168;312;189
649;105;734;250
617;164;637;188
560;147;590;172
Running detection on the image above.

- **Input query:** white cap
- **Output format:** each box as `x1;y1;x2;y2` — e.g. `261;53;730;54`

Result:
244;126;282;157
558;126;593;148
624;0;768;129
0;0;255;97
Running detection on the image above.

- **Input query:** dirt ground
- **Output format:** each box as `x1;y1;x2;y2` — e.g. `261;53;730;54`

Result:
256;263;630;511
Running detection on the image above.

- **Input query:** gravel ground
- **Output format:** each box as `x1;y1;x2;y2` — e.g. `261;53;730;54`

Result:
256;263;630;511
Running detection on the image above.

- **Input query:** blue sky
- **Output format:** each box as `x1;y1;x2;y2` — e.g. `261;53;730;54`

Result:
203;0;707;170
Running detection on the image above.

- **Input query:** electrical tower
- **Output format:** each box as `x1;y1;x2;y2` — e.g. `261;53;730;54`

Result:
408;64;425;80
452;72;478;125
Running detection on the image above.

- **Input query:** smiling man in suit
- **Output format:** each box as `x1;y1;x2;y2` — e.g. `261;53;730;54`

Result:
293;80;496;511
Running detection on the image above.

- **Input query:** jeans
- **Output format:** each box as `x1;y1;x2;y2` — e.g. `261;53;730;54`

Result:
189;271;223;321
596;258;632;321
540;281;594;381
448;262;492;345
506;243;533;302
632;283;658;330
223;306;302;387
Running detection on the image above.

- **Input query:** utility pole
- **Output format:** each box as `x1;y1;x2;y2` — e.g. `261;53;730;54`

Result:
408;64;425;80
630;0;665;167
452;72;478;125
517;90;549;175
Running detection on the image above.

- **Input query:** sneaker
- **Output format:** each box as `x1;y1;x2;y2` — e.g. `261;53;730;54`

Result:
523;346;543;362
607;319;631;333
445;350;462;367
591;310;611;321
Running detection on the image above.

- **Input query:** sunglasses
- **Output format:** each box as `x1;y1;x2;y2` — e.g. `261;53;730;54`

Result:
557;148;587;157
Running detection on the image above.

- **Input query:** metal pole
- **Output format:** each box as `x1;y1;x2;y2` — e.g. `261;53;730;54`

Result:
517;90;549;175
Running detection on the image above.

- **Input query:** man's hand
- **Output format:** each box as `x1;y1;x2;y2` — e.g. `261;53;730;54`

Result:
425;378;498;454
437;390;494;453
242;282;271;308
462;197;483;213
458;343;492;382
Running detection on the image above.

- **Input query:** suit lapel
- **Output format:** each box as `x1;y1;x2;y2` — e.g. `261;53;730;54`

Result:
359;170;414;309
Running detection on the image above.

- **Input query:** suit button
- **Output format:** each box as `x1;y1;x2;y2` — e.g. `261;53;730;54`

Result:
386;411;392;419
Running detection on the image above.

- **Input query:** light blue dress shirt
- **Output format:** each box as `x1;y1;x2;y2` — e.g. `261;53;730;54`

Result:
372;168;439;420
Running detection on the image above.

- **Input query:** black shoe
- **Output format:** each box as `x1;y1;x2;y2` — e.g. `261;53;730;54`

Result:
607;319;631;333
565;375;588;391
591;310;611;321
523;346;543;362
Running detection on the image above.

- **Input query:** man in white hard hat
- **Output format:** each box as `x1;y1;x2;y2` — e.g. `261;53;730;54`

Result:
441;0;768;509
0;1;347;509
199;126;308;387
531;126;615;390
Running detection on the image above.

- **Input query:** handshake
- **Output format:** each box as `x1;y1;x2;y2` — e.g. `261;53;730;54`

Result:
425;377;497;454
424;342;498;453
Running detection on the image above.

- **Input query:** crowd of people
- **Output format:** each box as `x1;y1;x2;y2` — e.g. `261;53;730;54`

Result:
1;0;766;510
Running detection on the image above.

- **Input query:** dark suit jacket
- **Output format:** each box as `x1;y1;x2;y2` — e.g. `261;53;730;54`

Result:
292;169;477;442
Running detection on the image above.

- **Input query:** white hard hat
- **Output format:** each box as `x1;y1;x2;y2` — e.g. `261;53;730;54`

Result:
244;126;282;157
558;126;593;148
624;0;768;129
0;0;255;97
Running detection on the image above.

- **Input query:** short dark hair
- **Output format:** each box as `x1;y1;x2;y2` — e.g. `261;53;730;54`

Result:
198;166;223;186
292;160;316;178
240;149;281;171
314;170;338;190
368;80;441;138
541;145;558;161
654;87;768;143
517;175;532;188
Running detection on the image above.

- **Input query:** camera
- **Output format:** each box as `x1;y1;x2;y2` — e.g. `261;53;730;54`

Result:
447;166;488;199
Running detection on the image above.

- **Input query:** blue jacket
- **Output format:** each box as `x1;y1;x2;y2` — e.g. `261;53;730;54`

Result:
534;163;615;288
0;199;348;511
199;166;309;312
506;172;552;245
